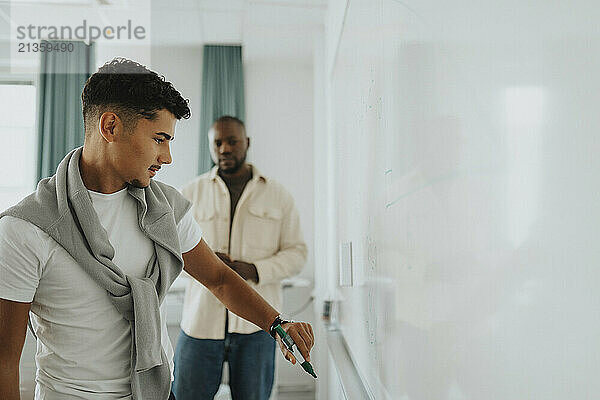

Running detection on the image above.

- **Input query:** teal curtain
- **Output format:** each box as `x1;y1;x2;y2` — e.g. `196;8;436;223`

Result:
37;41;95;180
198;45;246;174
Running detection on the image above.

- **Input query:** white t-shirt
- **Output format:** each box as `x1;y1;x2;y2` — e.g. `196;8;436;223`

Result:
0;186;202;399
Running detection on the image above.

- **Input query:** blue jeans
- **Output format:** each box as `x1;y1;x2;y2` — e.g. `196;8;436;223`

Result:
172;330;276;400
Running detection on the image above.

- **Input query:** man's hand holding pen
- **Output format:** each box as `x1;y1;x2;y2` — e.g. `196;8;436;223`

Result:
215;252;315;371
276;321;315;366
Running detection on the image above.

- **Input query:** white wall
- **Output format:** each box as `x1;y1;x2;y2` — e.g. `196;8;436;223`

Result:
244;58;315;280
311;28;329;400
243;54;316;394
313;1;347;399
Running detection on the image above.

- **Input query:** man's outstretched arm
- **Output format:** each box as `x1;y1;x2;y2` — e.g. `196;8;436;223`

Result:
182;238;314;363
0;298;31;400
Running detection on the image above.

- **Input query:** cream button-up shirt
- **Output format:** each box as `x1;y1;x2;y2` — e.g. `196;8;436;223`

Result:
179;164;307;338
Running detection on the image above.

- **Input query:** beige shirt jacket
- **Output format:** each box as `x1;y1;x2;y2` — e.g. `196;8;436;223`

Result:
179;164;307;338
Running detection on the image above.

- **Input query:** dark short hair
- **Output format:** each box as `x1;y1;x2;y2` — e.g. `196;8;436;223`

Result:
82;58;191;133
213;115;245;131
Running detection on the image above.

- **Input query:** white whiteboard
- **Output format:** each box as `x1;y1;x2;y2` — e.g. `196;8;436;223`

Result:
330;0;600;399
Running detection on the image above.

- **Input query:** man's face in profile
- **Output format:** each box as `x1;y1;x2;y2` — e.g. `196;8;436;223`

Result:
113;109;177;188
209;121;249;174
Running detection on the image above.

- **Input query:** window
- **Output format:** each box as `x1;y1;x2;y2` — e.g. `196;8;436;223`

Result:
0;83;37;211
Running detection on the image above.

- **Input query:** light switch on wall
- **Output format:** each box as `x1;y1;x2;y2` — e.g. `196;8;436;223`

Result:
339;241;353;287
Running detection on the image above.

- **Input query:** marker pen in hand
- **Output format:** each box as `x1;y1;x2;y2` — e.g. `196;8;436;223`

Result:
274;324;317;378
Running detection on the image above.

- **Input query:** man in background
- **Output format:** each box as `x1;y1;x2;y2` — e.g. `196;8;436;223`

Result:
173;116;307;400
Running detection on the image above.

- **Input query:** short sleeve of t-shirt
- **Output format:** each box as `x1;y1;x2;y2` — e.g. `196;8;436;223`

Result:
176;207;203;253
0;216;48;303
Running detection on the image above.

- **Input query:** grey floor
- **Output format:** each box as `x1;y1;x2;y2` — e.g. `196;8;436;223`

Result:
19;326;314;400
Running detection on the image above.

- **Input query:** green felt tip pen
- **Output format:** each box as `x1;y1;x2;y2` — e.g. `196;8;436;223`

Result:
274;324;317;379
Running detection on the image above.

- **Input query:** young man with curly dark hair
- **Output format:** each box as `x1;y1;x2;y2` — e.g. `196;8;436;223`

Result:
0;58;314;400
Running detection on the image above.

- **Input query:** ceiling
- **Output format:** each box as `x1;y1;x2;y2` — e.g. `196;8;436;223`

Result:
150;0;327;62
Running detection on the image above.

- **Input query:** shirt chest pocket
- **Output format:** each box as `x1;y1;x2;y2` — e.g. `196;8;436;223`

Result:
242;205;282;254
193;207;221;250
